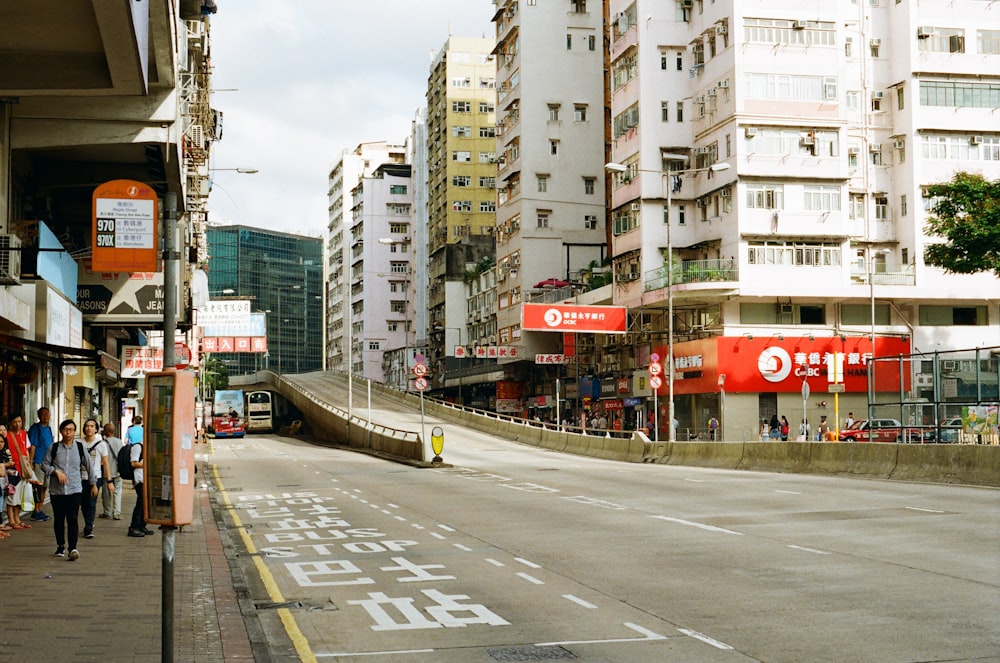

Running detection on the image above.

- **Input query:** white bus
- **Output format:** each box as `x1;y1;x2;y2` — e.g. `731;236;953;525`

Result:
245;391;274;433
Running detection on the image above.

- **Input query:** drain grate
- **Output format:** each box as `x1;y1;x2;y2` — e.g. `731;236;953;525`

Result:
486;645;577;661
255;600;303;610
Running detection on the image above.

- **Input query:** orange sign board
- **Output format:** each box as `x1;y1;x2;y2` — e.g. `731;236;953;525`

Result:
522;303;627;333
92;179;159;272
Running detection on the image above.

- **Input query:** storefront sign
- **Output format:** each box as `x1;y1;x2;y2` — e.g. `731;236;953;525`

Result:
522;303;627;333
535;353;570;364
77;265;177;324
201;337;268;353
474;345;519;359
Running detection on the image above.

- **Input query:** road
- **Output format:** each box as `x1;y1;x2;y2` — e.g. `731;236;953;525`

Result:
208;374;1000;662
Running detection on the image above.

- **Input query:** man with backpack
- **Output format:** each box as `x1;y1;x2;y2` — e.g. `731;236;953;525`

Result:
125;416;153;538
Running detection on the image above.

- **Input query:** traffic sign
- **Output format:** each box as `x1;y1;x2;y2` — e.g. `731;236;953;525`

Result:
414;376;429;391
828;384;845;393
649;376;663;389
650;352;660;363
648;362;662;376
413;363;428;377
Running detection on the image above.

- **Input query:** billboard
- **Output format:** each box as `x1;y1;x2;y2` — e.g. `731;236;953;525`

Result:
522;303;627;333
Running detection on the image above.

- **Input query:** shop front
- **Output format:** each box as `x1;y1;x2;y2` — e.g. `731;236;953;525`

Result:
651;335;912;441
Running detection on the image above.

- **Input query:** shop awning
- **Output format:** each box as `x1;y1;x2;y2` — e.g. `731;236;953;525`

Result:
0;332;99;366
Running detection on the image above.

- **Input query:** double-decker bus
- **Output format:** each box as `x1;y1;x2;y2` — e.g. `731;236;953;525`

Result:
245;390;274;433
211;389;246;438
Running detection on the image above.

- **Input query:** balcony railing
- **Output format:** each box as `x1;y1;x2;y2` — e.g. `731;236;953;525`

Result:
645;258;739;292
851;263;916;286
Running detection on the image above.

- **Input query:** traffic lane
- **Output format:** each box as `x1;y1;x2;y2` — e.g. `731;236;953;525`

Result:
215;437;752;662
224;428;999;661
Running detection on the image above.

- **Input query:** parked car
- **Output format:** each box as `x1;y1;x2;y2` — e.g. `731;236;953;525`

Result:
838;418;923;443
920;417;963;443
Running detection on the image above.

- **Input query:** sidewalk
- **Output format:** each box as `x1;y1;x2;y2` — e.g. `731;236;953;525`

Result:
0;458;256;662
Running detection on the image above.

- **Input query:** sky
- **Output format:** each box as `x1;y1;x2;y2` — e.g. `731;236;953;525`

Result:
207;1;496;237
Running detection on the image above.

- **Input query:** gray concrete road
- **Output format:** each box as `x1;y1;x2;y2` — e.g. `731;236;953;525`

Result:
209;374;999;662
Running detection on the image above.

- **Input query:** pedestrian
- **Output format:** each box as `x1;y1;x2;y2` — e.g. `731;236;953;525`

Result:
818;415;831;441
42;419;96;560
80;418;114;539
28;406;54;522
800;418;811;441
845;412;855;429
769;414;781;440
0;425;13;535
780;416;790;441
6;414;34;529
708;416;719;441
127;417;153;538
100;423;124;520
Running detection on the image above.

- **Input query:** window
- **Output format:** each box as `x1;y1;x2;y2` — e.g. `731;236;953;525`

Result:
537;175;548;192
660;50;669;70
452;101;471;113
387;322;398;332
918;28;966;53
571;0;586;12
390;301;406;313
676;52;684;71
574;104;588;122
451;77;471;88
803;185;841;211
452;200;472;211
745;183;784;209
848;194;864;220
452;151;471;162
900;194;907;217
979;29;1000;54
479;176;496;188
746;241;842;267
479;151;496;163
478;127;496;138
386;203;411;215
870;39;880;58
612;209;639;236
874;196;888;220
389;223;408;233
589;35;596;51
368;341;381;351
480;201;496;212
613;103;639;137
661;101;671;122
583;177;596;195
452;175;471;187
845;37;853;58
743;18;837;46
918;305;987;326
390;262;409;274
584;215;598;229
897;86;905;110
841;303;890;325
744;73;838;101
740;303;827;325
479;102;495;113
537;211;550;228
389;184;407;194
550;140;559;156
567;34;572;50
548;104;560;121
920;81;1000;108
676;101;684;122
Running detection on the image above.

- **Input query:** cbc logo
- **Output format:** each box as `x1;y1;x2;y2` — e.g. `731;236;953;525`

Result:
757;347;792;382
543;308;562;327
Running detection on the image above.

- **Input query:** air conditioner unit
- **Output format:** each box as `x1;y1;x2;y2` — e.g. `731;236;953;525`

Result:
630;202;641;212
970;135;983;145
694;147;710;154
916;27;932;39
707;88;717;97
942;360;957;371
870;38;881;47
696;199;709;208
893;139;906;149
188;124;205;149
680;0;693;8
792;20;805;30
872;91;884;100
870;143;882;152
716;25;728;35
801;134;816;146
915;374;933;387
0;234;22;285
720;188;731;199
717;80;729;88
848;146;860;155
744;127;757;138
694;96;705;105
780;304;793;314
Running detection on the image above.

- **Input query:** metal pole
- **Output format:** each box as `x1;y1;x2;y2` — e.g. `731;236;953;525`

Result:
161;191;178;663
667;174;675;443
555;377;561;430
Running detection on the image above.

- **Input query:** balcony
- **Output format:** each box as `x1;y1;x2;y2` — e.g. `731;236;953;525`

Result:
851;263;916;286
645;258;739;292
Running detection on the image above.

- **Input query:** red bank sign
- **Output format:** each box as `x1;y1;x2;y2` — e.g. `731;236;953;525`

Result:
522;303;627;334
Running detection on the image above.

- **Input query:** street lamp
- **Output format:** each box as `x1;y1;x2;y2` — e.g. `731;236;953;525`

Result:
605;159;731;442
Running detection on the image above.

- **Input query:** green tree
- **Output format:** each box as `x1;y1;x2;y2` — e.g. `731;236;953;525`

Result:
923;172;1000;277
202;356;230;397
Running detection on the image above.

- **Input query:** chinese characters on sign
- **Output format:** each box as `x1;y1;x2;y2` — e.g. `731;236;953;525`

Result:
473;346;519;359
521;303;628;333
91;180;158;272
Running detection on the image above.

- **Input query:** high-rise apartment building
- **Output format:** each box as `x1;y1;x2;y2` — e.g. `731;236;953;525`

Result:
606;1;999;439
426;37;497;393
326;142;407;372
492;0;610;394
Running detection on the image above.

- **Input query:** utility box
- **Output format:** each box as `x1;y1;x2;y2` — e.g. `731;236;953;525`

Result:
143;369;196;526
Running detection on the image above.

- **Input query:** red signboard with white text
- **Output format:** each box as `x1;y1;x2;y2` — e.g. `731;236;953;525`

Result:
652;336;911;395
522;303;627;333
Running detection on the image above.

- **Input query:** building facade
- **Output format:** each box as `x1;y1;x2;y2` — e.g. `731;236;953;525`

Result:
207;225;323;375
606;0;1000;439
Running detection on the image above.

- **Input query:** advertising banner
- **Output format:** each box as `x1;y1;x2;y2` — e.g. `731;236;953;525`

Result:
522;303;627;333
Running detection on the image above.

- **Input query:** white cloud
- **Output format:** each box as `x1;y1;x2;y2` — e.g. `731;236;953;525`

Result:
206;0;494;234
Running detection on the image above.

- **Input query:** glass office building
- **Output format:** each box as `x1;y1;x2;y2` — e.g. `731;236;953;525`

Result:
206;225;323;375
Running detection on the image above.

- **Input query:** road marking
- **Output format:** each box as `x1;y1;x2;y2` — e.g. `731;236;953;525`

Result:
437;524;456;532
563;594;597;609
394;516;406;522
453;543;472;552
368;504;379;509
319;648;434;658
429;532;446;540
787;544;831;555
537;622;667;646
515;557;541;569
775;490;801;495
679;628;733;650
651;515;744;536
683;478;705;483
485;558;504;567
387;503;399;508
381;509;392;515
906;506;945;513
410;524;425;530
517;572;544;585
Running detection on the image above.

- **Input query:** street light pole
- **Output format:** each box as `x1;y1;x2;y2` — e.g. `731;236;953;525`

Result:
605;160;730;443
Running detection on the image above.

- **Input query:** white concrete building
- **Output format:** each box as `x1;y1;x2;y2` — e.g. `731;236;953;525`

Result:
492;0;610;391
608;0;1000;439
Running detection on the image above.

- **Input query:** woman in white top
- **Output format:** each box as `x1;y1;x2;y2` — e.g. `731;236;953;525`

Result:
80;418;113;539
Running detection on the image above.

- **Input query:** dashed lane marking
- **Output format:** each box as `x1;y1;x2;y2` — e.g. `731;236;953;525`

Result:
787;544;831;555
537;622;668;646
515;557;541;569
563;594;597;609
651;515;743;536
517;572;544;585
679;628;734;650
